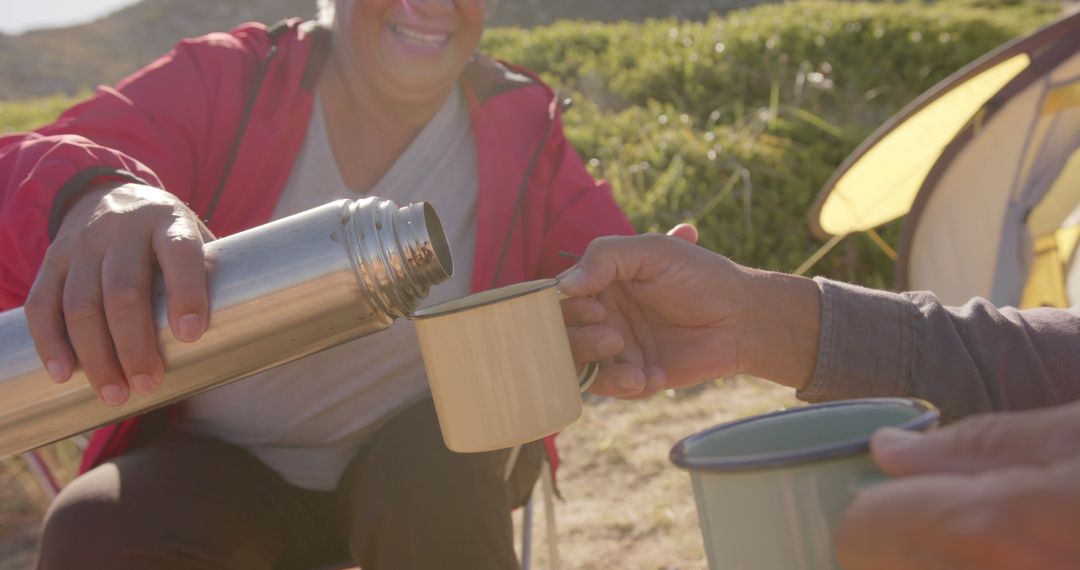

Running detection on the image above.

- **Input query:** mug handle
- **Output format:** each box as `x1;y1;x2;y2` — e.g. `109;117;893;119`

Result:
851;470;890;493
849;420;939;495
578;361;601;393
555;286;602;394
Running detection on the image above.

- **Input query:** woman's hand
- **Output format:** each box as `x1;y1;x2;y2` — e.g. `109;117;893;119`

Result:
559;226;821;399
836;401;1080;570
23;183;213;405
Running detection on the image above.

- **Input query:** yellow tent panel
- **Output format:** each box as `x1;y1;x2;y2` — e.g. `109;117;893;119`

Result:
1041;78;1080;116
1020;233;1068;308
817;54;1029;236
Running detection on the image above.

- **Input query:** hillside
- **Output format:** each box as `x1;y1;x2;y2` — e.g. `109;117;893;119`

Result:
0;0;312;98
0;0;761;99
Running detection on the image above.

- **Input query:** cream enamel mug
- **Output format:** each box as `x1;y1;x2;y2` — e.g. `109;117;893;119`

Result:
671;398;940;569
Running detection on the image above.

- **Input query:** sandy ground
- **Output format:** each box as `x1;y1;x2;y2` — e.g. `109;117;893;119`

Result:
0;377;798;569
516;377;800;569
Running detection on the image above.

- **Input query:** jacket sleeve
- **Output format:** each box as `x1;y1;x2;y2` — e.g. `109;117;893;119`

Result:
798;278;1080;421
537;111;635;277
0;29;262;309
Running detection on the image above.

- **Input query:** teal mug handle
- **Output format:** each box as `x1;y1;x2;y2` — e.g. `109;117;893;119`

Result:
851;469;891;494
850;418;940;495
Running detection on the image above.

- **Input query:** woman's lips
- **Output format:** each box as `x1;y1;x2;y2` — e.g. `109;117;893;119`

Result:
388;22;451;53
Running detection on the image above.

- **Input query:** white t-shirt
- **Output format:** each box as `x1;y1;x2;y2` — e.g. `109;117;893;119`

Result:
184;87;478;490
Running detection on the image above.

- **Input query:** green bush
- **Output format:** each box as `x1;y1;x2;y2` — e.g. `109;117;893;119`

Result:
0;93;84;134
562;99;871;279
486;1;1052;286
0;2;1055;287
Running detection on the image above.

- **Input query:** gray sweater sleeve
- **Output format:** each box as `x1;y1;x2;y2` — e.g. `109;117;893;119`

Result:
796;278;1080;421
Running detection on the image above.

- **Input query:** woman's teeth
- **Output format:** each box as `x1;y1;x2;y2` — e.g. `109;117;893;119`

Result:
390;24;449;46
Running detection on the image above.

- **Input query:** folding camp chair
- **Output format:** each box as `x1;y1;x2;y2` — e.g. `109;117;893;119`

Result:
508;444;560;570
20;450;61;500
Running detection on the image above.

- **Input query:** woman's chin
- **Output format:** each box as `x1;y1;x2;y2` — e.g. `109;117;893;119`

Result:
378;72;457;105
391;42;446;61
373;55;460;100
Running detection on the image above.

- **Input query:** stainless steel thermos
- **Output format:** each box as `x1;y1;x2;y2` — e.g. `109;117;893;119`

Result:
0;197;452;457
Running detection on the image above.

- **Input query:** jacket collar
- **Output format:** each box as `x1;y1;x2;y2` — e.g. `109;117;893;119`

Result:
461;54;536;103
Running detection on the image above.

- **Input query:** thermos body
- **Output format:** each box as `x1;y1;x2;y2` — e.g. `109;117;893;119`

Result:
0;197;452;457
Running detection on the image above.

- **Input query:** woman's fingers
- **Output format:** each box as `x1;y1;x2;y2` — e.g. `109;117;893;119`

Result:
154;215;209;343
23;249;75;383
63;256;128;406
102;239;164;396
25;184;212;403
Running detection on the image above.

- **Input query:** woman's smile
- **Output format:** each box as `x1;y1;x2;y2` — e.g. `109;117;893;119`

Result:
386;21;452;56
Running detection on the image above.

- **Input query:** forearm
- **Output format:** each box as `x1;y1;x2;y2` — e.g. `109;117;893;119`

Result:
800;279;1080;420
741;269;821;390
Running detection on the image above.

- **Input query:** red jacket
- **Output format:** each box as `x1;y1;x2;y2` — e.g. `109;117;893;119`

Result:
0;20;633;474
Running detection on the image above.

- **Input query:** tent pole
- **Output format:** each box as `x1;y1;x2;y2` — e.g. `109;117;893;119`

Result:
865;228;898;260
794;233;847;276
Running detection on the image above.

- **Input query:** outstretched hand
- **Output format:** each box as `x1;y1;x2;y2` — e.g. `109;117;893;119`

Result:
559;226;821;399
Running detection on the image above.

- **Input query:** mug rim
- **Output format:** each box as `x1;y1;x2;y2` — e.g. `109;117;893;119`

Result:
409;278;557;320
669;397;939;473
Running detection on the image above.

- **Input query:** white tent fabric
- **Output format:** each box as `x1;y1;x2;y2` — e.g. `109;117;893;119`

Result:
811;12;1080;310
908;53;1080;307
905;83;1046;306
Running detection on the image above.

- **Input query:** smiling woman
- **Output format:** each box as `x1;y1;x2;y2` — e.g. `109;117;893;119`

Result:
316;0;490;189
3;0;634;568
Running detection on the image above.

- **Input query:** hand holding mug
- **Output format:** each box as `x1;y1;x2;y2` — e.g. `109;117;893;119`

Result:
836;400;1080;570
558;227;822;399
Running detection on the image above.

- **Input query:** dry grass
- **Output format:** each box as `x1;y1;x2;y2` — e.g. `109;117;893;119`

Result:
0;440;82;569
0;378;797;569
515;376;800;569
0;463;39;570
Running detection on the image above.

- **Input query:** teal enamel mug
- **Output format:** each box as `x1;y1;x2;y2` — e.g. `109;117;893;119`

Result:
670;398;939;570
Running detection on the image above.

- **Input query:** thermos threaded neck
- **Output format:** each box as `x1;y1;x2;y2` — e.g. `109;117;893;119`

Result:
344;198;453;319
